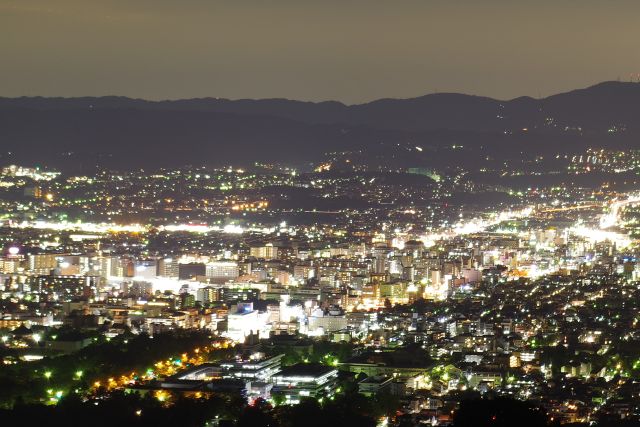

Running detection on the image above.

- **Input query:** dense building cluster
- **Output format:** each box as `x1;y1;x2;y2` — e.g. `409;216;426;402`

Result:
0;160;639;426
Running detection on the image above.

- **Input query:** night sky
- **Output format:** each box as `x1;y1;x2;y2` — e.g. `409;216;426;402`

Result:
1;0;639;102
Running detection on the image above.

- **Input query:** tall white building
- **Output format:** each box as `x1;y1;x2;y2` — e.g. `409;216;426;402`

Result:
205;261;239;282
227;303;269;342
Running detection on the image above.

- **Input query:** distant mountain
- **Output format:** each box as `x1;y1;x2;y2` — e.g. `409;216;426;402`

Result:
0;82;638;170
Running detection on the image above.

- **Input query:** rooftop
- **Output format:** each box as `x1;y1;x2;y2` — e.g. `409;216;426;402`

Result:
274;363;336;378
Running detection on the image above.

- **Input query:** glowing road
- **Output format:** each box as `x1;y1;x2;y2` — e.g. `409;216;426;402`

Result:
600;194;640;229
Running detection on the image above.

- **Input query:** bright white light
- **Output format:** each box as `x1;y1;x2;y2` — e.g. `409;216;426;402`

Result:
600;194;640;229
571;225;631;248
223;224;243;234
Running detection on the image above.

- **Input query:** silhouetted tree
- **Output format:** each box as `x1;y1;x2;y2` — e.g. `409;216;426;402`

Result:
454;397;547;427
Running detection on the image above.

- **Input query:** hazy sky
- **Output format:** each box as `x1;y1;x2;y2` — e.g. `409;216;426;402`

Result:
1;0;639;103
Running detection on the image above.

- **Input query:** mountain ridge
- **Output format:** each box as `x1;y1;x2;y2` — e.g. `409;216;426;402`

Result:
0;81;638;171
2;81;639;134
1;80;633;106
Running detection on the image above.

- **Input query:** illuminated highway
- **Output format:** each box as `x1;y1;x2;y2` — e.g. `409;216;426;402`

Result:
600;194;640;229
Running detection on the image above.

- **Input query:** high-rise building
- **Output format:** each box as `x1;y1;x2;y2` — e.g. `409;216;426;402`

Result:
250;243;278;260
134;260;157;280
205;261;239;282
29;254;58;275
227;302;267;342
196;286;218;305
158;258;179;278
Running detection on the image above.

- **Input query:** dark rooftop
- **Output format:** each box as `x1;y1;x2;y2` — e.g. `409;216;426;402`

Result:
274;363;336;378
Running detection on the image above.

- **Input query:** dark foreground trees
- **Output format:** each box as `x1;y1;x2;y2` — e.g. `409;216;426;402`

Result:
0;392;378;427
454;397;548;427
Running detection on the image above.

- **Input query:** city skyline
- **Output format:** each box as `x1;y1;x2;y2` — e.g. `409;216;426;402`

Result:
2;2;640;426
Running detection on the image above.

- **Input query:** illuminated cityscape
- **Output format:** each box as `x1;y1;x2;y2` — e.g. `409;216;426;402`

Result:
2;2;640;427
0;151;639;426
